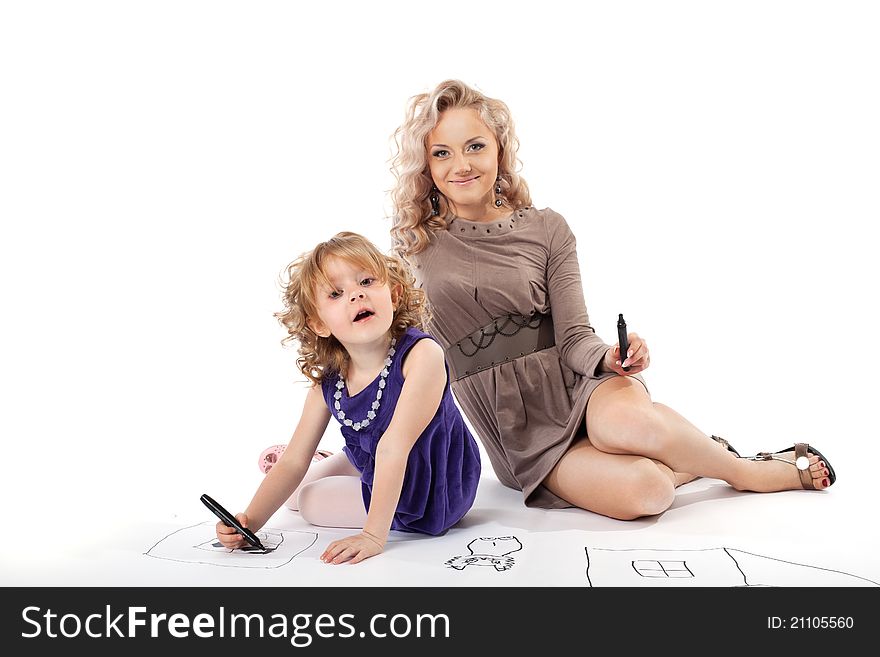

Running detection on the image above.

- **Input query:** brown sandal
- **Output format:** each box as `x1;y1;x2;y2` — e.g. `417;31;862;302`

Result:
745;442;836;489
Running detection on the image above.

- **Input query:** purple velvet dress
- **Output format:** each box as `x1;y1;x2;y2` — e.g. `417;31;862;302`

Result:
321;327;481;535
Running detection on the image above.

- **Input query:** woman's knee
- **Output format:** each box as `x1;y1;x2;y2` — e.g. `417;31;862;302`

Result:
611;463;675;519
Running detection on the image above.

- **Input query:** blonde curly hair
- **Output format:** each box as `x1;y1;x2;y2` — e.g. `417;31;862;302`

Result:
389;79;532;258
275;231;428;385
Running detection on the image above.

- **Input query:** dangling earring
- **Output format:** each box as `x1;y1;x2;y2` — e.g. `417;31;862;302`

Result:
494;174;504;208
430;185;440;216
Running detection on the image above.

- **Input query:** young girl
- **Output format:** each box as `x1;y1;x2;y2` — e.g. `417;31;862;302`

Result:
215;231;481;564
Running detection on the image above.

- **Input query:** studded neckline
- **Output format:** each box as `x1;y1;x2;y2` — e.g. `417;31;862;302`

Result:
447;207;530;237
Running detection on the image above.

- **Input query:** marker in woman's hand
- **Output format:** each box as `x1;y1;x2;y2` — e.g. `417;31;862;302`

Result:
617;314;631;372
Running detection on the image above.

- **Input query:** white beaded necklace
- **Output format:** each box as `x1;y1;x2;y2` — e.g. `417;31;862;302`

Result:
333;337;397;431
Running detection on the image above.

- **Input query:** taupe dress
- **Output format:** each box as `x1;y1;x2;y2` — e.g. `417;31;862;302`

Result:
409;206;646;508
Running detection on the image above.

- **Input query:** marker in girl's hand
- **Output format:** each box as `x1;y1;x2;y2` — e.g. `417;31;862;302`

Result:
201;493;267;551
617;314;631;372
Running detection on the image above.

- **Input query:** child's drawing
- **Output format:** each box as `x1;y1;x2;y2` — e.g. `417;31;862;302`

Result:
144;522;317;568
584;547;879;587
445;536;523;571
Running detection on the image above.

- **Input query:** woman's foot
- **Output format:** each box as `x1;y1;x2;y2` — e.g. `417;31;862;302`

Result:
734;444;834;492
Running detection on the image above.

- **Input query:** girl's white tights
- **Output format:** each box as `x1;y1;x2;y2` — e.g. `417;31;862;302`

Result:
286;452;367;529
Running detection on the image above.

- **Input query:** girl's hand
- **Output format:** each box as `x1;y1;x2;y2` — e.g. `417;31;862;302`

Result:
604;332;650;375
321;531;385;565
215;513;249;550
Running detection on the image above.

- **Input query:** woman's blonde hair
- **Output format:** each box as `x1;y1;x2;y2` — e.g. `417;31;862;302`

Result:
389;79;532;258
275;231;427;385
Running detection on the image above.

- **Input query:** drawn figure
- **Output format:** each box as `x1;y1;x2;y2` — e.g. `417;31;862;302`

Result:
198;529;284;554
585;547;879;587
446;536;523;571
144;522;317;569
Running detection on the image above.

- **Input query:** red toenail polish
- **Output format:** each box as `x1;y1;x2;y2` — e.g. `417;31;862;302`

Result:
824;469;829;476
820;461;825;468
823;478;829;487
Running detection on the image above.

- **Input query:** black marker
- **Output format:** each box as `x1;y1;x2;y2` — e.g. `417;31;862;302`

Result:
617;314;631;372
200;493;266;551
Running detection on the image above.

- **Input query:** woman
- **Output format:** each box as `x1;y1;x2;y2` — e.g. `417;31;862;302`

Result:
387;79;835;520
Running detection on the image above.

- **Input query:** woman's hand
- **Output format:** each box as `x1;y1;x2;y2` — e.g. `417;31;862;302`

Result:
215;513;249;549
604;332;650;375
321;531;385;565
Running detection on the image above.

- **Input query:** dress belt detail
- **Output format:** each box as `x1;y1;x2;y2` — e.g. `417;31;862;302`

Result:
445;313;556;381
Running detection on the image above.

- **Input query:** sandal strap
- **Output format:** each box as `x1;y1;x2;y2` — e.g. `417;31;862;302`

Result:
710;434;740;457
711;435;730;450
749;452;797;466
795;443;813;489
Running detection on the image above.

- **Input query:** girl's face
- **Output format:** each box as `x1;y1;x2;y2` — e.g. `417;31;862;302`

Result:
427;107;501;220
309;256;397;348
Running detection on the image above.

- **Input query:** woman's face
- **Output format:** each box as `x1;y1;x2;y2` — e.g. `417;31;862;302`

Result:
427;107;501;219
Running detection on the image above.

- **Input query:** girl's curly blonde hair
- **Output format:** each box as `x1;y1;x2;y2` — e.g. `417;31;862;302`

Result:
275;231;427;386
389;79;532;259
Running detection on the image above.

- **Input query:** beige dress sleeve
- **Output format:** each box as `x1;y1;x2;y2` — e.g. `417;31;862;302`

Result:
544;208;613;378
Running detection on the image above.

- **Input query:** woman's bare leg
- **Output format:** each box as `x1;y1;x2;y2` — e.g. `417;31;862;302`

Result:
543;438;677;519
544;377;832;519
661;403;738;487
585;377;831;492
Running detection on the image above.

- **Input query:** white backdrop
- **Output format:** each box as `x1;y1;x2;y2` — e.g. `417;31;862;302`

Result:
1;1;878;565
